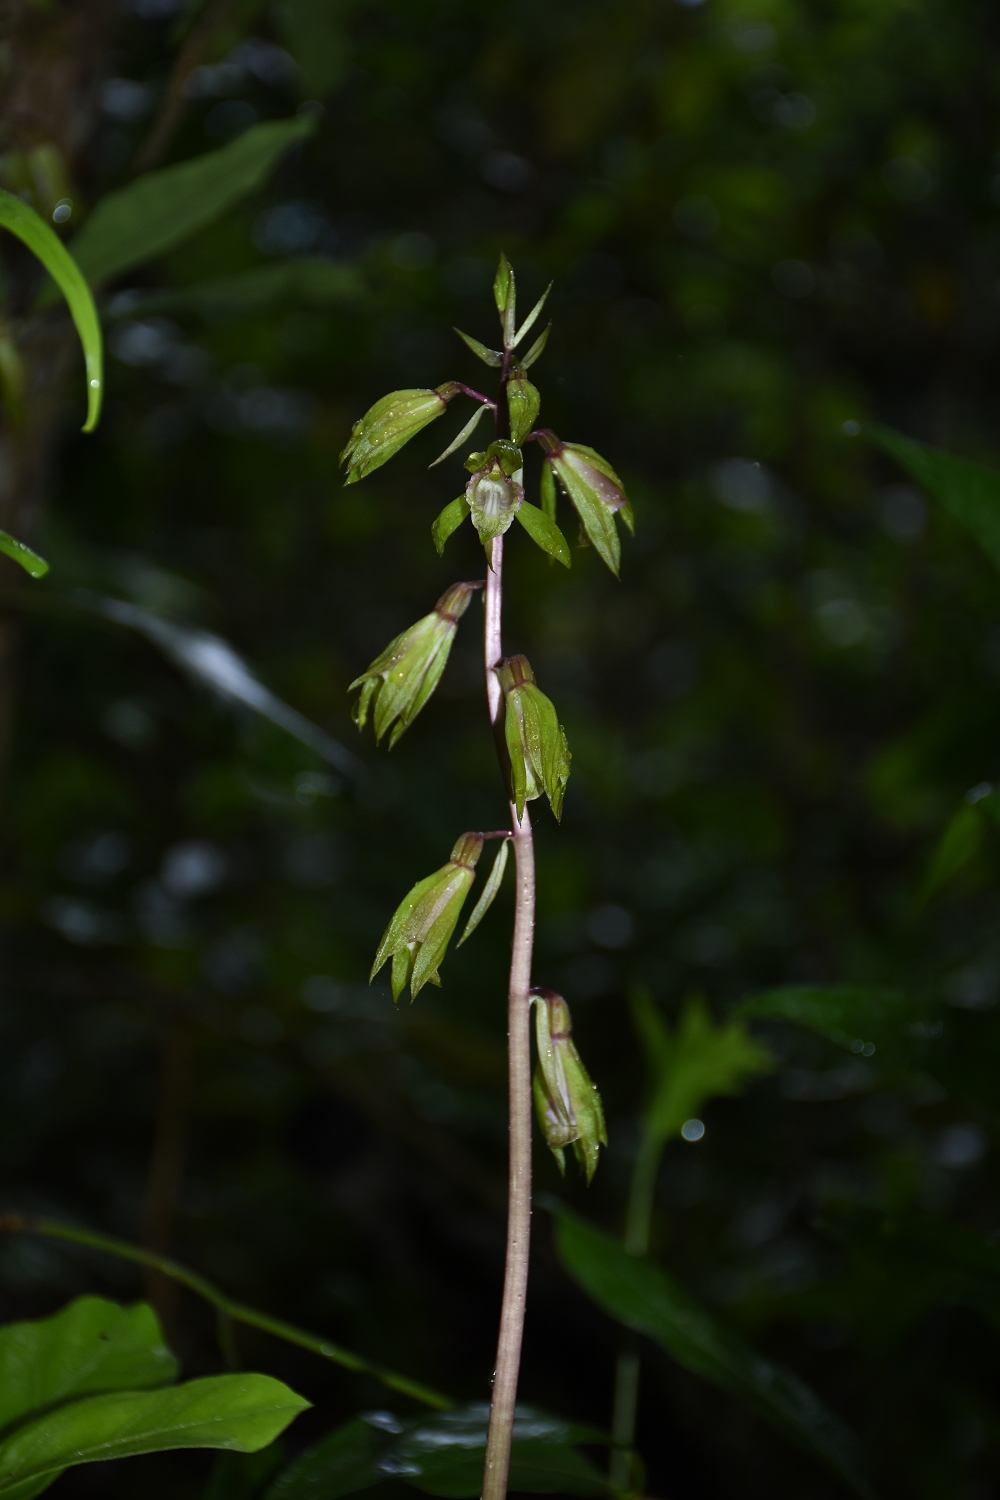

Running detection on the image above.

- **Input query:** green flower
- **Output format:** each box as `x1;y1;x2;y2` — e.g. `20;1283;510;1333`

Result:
341;383;460;484
465;457;523;547
497;654;571;822
349;582;480;747
532;989;607;1183
371;833;484;1001
537;431;634;577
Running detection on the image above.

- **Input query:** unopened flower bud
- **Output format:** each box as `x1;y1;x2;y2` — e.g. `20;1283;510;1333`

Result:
341;383;459;484
532;989;607;1183
371;832;484;1001
465;458;523;546
497;655;571;822
537;431;634;578
349;582;481;747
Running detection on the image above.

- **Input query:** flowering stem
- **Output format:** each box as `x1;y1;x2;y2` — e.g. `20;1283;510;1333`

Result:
481;531;537;1500
454;383;497;408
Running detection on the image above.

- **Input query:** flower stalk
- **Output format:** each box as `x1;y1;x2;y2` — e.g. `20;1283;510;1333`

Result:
341;252;627;1500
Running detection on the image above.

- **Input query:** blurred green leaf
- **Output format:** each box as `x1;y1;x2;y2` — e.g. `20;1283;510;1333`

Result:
113;260;363;320
266;1419;377;1500
204;1444;285;1500
865;423;1000;573
552;1210;875;1499
0;530;48;579
635;994;771;1144
735;985;927;1057
920;795;999;900
0;1375;310;1494
0;1297;177;1438
0;188;102;431
274;0;347;96
70;118;315;287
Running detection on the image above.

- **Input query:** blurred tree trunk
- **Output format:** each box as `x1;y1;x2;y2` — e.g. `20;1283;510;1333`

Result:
0;0;118;782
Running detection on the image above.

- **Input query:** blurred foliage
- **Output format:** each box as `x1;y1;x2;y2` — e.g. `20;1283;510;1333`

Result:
5;0;1000;1497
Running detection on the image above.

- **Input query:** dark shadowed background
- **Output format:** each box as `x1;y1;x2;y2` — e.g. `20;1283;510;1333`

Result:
4;1;1000;1497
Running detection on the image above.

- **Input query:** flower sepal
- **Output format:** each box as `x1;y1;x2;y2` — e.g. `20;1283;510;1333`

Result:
532;989;607;1182
341;384;460;484
371;832;485;1001
497;654;571;822
349;581;481;746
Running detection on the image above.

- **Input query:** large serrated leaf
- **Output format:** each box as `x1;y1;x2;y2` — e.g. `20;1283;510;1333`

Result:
0;1375;310;1494
551;1210;875;1499
0;1297;177;1438
70;118;315;287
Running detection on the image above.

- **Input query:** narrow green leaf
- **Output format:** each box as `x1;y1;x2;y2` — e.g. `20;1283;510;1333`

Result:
266;1419;378;1500
458;838;509;946
0;530;48;579
0;188;102;431
515;503;571;568
540;460;557;521
431;497;469;555
520;322;551;369
864;422;1000;574
551;1211;875;1499
453;328;503;367
493;253;517;348
0;1375;310;1493
0;1297;177;1438
429;404;489;468
513;284;552;350
69;118;315;288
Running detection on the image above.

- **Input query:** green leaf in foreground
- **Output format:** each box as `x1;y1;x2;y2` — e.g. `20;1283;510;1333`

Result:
0;188;103;432
0;1374;310;1494
0;530;48;579
514;503;571;567
69;118;315;288
863;422;1000;574
0;1296;177;1438
552;1210;875;1499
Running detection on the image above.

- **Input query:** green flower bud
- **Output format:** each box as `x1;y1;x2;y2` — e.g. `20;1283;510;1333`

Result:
465;458;524;546
531;989;607;1183
349;582;481;747
507;366;540;446
537;431;634;578
371;832;484;1001
341;383;459;484
497;655;571;823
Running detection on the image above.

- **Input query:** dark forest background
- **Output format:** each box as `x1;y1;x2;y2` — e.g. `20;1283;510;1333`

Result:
4;1;1000;1497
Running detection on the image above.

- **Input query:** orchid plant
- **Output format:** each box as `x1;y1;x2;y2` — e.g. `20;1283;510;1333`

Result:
342;255;630;1500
